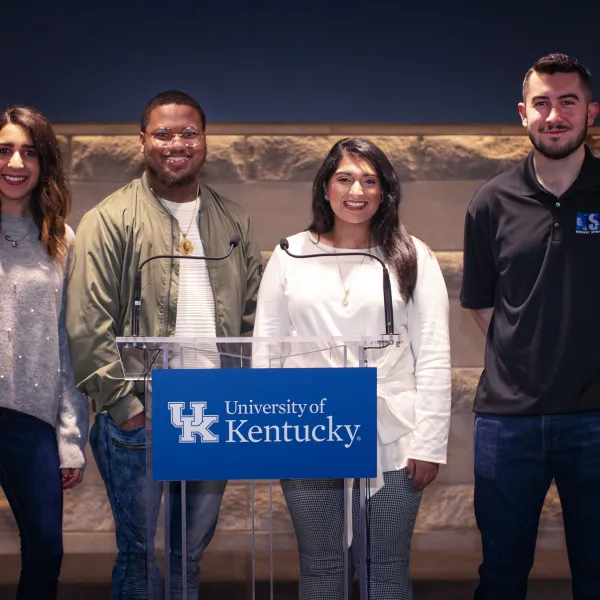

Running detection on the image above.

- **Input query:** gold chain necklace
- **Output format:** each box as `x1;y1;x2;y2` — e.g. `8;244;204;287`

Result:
150;183;200;255
179;195;199;255
333;232;368;308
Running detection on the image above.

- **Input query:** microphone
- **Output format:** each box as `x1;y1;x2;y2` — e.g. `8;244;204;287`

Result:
279;237;394;335
132;235;241;336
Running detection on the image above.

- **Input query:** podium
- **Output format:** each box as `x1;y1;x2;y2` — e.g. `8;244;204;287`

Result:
117;334;404;600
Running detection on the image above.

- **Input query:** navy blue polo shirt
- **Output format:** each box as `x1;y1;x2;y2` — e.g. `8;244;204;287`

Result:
461;146;600;415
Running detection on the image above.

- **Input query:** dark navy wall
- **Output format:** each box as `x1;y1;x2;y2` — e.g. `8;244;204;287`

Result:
5;0;599;124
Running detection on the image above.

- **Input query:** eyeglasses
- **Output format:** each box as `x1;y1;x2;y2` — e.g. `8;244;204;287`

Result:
146;127;205;148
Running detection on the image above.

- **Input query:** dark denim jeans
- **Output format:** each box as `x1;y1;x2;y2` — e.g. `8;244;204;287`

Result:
474;411;600;600
0;407;63;600
90;412;226;600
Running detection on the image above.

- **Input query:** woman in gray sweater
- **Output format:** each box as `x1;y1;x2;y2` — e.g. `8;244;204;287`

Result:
0;106;88;599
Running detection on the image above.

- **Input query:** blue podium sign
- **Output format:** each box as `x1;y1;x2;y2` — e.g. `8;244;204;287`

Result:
151;368;377;481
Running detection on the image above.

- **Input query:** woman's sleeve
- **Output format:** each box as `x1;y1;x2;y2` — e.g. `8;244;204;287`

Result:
57;243;89;469
406;240;452;464
252;246;292;368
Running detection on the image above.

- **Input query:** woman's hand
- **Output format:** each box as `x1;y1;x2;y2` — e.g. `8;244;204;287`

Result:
406;459;439;492
61;468;84;490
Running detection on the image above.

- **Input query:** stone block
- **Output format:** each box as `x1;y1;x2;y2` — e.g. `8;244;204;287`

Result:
63;484;115;532
253;482;293;533
69;181;125;230
216;483;252;531
416;483;563;531
58;135;70;176
245;136;337;181
71;136;144;182
70;136;245;183
436;412;475;485
449;299;485;368
243;135;535;183
211;182;313;251
411;136;531;181
436;252;462;297
203;136;246;182
401;180;485;251
452;368;481;413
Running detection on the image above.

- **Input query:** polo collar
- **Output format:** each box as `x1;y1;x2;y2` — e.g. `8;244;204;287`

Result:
520;145;600;198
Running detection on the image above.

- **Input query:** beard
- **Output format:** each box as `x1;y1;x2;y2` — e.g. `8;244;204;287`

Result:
144;147;207;187
529;123;587;160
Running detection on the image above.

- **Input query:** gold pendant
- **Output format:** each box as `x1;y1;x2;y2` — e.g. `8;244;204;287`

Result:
342;289;350;308
180;238;194;255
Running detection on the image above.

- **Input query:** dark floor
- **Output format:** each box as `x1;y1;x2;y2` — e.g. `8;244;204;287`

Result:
0;580;575;599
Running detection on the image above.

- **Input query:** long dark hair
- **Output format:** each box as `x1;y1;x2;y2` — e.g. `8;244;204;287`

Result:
0;106;71;260
307;137;418;302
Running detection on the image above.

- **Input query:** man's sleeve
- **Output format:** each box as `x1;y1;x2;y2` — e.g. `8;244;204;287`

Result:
240;215;263;337
66;209;144;426
460;195;497;310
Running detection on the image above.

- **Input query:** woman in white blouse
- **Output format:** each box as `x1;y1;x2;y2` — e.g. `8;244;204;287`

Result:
253;138;451;599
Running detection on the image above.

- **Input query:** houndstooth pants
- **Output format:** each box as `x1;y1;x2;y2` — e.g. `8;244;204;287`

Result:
281;469;422;600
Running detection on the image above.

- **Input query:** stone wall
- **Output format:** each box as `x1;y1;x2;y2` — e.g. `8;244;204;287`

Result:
2;124;598;581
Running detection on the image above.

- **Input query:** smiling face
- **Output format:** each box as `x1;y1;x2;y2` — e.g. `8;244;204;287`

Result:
140;103;207;188
0;123;41;212
326;154;382;229
518;71;599;160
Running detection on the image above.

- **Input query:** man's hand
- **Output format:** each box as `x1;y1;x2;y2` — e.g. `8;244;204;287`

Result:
61;468;84;490
407;459;439;492
119;412;146;430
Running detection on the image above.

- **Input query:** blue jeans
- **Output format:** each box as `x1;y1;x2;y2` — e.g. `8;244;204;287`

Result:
90;413;227;600
474;412;600;600
0;407;63;600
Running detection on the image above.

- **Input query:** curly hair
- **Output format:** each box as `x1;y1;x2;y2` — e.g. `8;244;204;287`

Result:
0;106;71;260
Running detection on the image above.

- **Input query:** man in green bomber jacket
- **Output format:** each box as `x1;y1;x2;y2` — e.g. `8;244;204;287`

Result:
66;90;263;600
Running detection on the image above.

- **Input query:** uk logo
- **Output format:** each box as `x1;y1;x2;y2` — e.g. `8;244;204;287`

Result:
169;402;219;443
576;212;600;234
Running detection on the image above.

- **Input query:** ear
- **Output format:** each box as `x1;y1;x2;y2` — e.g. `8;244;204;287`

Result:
139;132;145;153
587;102;600;127
518;102;527;127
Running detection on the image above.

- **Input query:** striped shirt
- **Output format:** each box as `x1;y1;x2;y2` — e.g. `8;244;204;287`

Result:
160;197;220;368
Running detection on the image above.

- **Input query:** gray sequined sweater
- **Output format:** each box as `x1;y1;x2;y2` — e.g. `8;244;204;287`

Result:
0;215;88;468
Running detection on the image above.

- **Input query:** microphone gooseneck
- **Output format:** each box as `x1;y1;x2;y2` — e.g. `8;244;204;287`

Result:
279;237;394;335
132;235;241;337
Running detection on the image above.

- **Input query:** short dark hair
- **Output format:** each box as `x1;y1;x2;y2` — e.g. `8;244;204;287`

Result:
140;90;206;132
523;53;593;101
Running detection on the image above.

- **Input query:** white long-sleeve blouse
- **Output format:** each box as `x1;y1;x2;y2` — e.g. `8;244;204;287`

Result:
253;231;451;478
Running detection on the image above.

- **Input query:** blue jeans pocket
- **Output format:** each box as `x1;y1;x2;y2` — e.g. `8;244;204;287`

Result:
105;417;149;548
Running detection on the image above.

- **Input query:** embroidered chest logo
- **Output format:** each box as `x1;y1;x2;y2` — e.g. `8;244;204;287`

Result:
576;212;600;234
169;401;219;443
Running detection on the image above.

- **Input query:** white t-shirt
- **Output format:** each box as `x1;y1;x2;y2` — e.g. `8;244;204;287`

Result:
253;231;452;476
160;197;219;368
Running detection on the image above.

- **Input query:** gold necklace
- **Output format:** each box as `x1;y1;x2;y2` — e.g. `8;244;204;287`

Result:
333;232;368;308
179;195;199;255
150;184;199;255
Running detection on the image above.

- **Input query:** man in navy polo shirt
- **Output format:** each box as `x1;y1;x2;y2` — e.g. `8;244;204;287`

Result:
461;53;600;599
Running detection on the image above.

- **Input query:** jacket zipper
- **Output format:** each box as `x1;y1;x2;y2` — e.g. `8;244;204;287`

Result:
112;439;146;451
165;214;174;337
